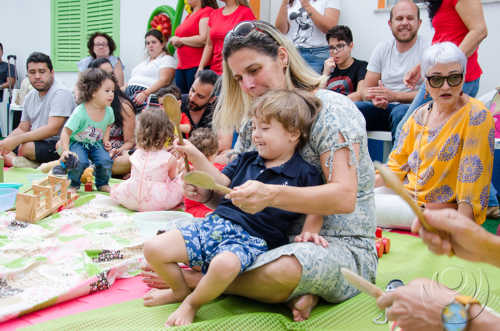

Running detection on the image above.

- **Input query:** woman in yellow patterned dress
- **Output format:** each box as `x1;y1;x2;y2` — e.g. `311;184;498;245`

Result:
375;42;494;228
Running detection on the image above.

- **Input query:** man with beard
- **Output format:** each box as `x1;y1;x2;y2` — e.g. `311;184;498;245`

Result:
0;52;75;167
180;69;218;132
356;0;428;141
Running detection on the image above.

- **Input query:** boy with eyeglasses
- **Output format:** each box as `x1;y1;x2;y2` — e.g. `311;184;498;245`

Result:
322;25;367;102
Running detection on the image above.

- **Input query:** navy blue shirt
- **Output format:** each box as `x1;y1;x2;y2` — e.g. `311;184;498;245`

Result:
214;151;324;249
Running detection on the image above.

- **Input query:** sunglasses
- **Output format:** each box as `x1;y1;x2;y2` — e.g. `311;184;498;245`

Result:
224;21;268;44
426;73;463;88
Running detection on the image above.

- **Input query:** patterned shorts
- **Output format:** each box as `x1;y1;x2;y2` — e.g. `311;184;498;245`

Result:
178;214;268;274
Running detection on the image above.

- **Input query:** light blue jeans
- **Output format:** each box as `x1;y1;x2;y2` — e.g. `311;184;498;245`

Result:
298;46;330;74
69;142;113;189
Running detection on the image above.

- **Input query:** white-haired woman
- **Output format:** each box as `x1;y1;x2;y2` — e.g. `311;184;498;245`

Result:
375;42;494;228
142;20;377;322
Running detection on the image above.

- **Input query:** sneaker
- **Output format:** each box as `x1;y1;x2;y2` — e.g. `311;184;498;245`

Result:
12;156;40;169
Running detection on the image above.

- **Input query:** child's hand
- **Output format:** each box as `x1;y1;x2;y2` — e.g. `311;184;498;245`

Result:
295;232;329;248
103;141;112;151
60;150;73;162
173;138;204;162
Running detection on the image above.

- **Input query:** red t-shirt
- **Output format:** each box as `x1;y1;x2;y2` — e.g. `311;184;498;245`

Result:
175;6;214;70
432;0;482;82
208;6;256;75
184;162;226;217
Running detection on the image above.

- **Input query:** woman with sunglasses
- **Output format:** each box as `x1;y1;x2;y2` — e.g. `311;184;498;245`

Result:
143;20;377;322
375;42;494;229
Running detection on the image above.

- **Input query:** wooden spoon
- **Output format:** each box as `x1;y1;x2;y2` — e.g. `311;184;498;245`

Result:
184;171;232;195
163;94;190;171
341;268;384;298
374;161;436;233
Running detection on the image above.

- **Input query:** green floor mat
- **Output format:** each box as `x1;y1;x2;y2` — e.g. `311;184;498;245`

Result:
20;232;500;331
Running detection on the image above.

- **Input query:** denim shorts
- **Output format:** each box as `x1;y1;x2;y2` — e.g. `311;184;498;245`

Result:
179;214;268;274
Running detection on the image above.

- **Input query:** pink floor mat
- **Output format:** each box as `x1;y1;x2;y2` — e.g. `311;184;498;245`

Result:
0;276;149;330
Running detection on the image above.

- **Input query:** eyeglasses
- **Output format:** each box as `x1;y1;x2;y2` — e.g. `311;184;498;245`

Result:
329;43;347;53
426;73;463;88
94;42;109;48
224;21;267;44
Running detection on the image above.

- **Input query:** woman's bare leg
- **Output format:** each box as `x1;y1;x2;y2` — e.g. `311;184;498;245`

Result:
111;153;131;176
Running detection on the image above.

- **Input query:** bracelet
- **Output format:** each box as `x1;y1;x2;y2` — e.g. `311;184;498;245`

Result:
200;189;214;204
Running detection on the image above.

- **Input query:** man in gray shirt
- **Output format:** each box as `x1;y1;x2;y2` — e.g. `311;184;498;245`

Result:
0;52;75;167
356;0;427;141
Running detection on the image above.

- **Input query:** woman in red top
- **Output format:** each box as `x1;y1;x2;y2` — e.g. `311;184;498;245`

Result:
198;0;256;75
170;0;219;94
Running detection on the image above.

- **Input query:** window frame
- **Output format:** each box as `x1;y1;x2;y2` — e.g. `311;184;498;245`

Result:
51;0;120;72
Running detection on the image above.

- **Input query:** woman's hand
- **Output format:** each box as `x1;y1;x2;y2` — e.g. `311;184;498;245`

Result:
412;209;495;264
295;232;329;248
227;180;278;214
169;36;184;48
133;91;148;106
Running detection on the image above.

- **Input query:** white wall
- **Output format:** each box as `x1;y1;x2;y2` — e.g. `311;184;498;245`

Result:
2;1;498;95
266;0;500;96
0;0;177;89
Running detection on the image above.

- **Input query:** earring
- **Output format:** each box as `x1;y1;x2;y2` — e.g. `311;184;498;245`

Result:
460;91;464;96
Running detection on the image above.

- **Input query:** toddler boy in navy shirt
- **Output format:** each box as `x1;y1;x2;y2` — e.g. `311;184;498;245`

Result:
143;89;325;327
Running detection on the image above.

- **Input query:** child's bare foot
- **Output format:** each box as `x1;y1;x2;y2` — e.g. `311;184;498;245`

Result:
98;185;111;193
288;294;319;322
143;288;189;307
165;299;198;327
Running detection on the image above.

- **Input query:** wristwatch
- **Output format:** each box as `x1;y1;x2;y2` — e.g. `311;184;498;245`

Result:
441;295;480;331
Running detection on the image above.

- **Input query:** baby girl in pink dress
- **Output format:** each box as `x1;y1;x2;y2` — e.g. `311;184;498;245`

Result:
111;108;183;211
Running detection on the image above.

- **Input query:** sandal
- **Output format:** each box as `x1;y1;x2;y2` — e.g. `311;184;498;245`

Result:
486;206;500;219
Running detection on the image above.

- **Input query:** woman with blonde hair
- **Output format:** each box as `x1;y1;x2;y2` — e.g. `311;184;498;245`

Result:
144;21;377;322
197;0;255;75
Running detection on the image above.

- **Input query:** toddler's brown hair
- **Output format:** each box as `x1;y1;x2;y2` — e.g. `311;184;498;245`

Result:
136;107;174;150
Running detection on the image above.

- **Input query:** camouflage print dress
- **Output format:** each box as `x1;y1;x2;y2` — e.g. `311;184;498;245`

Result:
234;89;378;303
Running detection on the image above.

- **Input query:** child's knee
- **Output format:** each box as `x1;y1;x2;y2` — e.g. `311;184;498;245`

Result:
143;237;164;262
210;252;241;277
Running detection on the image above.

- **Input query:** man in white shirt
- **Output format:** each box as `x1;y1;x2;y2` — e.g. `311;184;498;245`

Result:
0;52;75;167
356;0;427;140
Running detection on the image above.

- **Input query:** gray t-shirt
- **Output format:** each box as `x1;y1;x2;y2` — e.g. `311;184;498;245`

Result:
21;80;75;141
367;35;429;92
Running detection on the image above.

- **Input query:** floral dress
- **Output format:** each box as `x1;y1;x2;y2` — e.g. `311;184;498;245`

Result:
111;149;183;211
233;89;377;302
